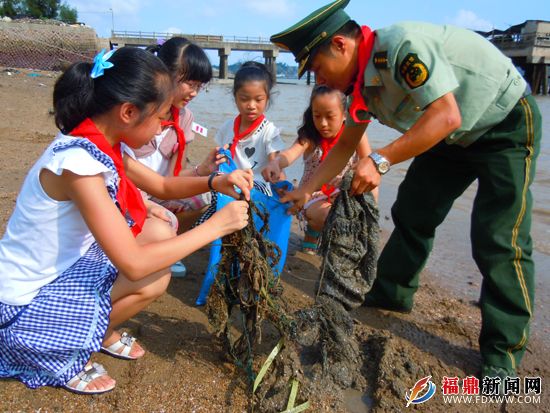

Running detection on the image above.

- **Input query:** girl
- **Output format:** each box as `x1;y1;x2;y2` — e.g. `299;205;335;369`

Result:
214;61;286;189
262;85;376;254
0;47;252;395
133;37;220;277
133;37;220;232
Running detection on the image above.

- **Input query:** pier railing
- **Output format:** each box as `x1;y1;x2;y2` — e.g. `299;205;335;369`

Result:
111;30;273;45
489;31;550;49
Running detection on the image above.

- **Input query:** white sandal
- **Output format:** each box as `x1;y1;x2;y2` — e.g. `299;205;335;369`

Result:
100;332;140;360
63;362;115;395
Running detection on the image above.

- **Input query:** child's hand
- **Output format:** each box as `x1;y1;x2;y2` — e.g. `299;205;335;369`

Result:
212;169;254;201
261;159;282;183
209;200;249;236
279;187;312;215
146;203;178;229
197;147;229;176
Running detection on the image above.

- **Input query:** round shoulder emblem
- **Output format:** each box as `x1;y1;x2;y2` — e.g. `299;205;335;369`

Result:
399;53;429;89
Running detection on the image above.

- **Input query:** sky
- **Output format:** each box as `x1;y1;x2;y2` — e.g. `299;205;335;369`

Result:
72;0;550;65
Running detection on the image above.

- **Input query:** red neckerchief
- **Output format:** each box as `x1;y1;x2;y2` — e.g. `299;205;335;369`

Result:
319;124;345;198
319;123;345;162
70;118;147;237
348;26;375;124
229;114;265;159
161;105;186;176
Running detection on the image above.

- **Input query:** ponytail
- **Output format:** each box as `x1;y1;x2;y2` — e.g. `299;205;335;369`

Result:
53;61;96;133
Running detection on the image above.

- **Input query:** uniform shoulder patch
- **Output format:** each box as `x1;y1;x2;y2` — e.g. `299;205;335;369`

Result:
373;51;388;69
399;53;429;89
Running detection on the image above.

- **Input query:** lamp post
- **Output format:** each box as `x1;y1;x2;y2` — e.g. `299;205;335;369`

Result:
109;8;114;35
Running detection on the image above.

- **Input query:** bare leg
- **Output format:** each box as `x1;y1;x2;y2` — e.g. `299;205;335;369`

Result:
103;214;176;357
305;199;332;236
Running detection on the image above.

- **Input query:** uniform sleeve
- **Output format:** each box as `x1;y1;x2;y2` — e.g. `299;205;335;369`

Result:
180;108;196;143
44;146;114;183
263;123;286;155
393;34;459;109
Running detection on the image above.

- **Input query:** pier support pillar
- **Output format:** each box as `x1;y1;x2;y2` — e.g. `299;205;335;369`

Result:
527;62;549;95
218;47;231;80
543;64;549;95
263;49;279;82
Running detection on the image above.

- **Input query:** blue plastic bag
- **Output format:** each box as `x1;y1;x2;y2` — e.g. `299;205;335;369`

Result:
195;149;293;306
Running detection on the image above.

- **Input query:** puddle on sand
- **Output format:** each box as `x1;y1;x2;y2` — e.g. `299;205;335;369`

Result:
343;389;373;413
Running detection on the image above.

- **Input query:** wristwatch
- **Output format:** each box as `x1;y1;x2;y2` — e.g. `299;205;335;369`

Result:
368;152;391;175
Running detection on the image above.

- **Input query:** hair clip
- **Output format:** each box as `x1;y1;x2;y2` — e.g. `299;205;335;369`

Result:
90;49;115;79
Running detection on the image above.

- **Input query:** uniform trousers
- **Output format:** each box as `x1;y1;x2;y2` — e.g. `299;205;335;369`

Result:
369;95;541;370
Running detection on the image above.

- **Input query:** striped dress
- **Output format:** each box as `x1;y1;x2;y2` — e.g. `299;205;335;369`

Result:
0;139;121;389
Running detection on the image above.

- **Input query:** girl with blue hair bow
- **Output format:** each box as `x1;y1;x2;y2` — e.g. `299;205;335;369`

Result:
0;47;252;395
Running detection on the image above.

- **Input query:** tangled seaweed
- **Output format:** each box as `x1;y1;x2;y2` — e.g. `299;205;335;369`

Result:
206;173;379;412
205;201;296;377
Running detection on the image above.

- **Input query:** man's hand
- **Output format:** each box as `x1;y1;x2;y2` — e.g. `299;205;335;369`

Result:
350;156;381;195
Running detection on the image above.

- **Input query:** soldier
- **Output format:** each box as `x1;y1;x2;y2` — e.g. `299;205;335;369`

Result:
271;0;541;381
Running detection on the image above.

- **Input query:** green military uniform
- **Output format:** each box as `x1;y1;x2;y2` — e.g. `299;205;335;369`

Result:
271;0;542;374
351;21;541;374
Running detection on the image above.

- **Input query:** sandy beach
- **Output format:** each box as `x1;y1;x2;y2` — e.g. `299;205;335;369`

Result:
0;68;548;413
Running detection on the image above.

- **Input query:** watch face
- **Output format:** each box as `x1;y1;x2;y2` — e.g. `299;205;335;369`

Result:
379;161;390;174
369;152;390;174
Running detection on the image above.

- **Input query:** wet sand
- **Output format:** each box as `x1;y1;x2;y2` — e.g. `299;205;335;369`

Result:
0;68;548;412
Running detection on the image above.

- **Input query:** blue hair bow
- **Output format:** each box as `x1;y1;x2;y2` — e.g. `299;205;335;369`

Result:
90;48;115;79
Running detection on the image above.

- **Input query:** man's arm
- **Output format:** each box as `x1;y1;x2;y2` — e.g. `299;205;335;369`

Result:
351;92;461;194
280;122;367;213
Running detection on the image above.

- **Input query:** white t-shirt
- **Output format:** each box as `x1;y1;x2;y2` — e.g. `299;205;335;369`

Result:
132;107;195;176
215;117;286;184
0;133;116;306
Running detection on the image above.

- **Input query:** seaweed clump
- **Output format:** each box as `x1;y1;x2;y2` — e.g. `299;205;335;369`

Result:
206;172;379;412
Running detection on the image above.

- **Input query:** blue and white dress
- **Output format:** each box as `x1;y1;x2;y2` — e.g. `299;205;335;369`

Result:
0;137;124;389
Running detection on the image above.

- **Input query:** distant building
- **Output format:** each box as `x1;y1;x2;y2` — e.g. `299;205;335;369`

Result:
477;20;550;95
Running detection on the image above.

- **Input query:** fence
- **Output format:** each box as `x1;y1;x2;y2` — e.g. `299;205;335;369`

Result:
111;30;273;45
489;31;550;50
0;21;99;71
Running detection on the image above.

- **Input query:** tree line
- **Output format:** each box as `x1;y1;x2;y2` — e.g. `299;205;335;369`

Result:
0;0;77;24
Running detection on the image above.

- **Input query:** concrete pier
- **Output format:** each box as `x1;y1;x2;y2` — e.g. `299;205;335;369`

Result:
478;20;550;95
110;31;289;81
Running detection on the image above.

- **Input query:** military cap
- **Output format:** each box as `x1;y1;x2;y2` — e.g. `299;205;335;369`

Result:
270;0;351;78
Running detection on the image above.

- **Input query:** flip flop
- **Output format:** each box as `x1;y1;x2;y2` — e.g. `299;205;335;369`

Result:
100;332;140;360
62;362;115;395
